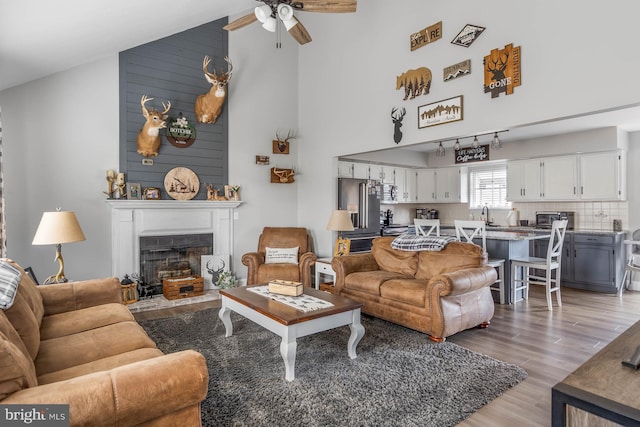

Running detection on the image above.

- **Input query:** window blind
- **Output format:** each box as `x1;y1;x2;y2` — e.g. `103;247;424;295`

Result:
469;165;509;208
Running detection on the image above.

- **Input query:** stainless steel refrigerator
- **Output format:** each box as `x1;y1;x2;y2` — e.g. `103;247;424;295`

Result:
338;178;381;252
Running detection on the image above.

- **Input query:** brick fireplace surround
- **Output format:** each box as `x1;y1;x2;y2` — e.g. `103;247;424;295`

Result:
107;200;242;312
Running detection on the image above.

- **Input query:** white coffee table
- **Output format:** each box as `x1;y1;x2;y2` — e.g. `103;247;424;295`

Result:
218;286;365;381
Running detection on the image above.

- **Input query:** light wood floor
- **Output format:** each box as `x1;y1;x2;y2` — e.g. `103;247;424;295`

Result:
134;287;640;426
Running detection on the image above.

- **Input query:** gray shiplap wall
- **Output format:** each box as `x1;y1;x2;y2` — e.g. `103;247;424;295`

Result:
119;18;228;200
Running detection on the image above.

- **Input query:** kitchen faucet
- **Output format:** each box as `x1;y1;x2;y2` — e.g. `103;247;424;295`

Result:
481;205;490;225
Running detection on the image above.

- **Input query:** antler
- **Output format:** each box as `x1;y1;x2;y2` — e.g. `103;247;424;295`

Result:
202;55;217;80
273;167;295;182
141;95;153;114
276;129;296;142
223;56;233;81
391;107;406;120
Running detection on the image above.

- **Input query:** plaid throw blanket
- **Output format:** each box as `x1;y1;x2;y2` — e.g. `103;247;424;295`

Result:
0;261;21;309
391;234;457;251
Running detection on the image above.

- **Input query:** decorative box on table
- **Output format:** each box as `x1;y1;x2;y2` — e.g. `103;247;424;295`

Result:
268;280;303;296
162;275;204;300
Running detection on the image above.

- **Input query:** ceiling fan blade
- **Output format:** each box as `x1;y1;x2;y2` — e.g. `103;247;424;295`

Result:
294;0;357;13
223;13;258;31
288;18;313;45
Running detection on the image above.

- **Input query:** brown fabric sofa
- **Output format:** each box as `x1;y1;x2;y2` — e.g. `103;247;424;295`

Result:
0;259;208;426
331;237;497;342
242;227;317;287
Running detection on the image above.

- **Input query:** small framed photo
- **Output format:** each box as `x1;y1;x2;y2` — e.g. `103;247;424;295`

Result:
224;185;232;199
334;238;351;257
201;254;230;289
127;183;142;200
143;187;161;200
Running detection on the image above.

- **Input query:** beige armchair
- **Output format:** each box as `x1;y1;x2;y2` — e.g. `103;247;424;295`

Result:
242;227;317;287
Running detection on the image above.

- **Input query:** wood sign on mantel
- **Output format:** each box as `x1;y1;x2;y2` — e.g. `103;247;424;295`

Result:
410;21;442;51
455;144;490;164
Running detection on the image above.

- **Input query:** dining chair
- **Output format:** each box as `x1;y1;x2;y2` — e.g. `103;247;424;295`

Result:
414;218;440;236
510;220;568;310
454;220;506;304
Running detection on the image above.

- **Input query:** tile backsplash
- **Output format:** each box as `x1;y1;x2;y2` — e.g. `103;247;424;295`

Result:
382;201;629;232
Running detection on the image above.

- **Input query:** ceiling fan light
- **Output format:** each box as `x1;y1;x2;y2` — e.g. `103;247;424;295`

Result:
282;15;299;31
277;4;294;21
262;16;277;32
254;5;272;23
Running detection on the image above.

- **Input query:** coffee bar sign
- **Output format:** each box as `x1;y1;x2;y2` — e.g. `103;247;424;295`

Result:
455;144;490;164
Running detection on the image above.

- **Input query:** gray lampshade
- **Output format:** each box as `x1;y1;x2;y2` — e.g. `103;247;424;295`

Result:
326;210;355;232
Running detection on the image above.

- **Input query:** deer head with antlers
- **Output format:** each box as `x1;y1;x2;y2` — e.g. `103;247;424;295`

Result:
195;55;233;124
390;107;406;144
273;129;296;154
136;95;171;157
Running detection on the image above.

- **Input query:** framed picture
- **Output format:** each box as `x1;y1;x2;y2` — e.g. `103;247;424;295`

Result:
201;254;230;289
127;183;142;200
334;238;351;257
143;187;161;200
418;95;463;129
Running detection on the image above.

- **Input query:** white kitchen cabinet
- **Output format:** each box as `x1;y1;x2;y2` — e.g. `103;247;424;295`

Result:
395;168;417;202
542;156;579;200
579;151;625;200
337;161;353;178
368;165;383;182
381;166;395;184
416;169;436;202
435;167;461;202
507;159;541;201
352;163;370;179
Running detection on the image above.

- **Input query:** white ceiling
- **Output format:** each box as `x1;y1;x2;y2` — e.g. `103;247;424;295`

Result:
1;0;639;149
0;0;254;91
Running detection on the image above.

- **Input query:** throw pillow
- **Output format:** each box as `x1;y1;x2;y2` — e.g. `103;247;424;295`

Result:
265;247;299;265
0;261;21;310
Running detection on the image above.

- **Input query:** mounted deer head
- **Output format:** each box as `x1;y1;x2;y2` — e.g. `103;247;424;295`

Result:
273;129;296;154
136;95;171;157
195;55;233;124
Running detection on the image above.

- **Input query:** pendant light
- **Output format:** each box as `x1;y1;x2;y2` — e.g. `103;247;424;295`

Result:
436;141;445;157
491;132;502;149
472;136;479;148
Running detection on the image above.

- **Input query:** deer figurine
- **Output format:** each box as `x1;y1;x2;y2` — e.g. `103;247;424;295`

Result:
195;55;233;124
136;95;171;157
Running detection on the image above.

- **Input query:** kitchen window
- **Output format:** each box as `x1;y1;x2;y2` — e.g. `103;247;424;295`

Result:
469;164;510;208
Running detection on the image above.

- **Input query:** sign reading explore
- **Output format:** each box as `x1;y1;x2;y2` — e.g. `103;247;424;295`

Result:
455;144;490;164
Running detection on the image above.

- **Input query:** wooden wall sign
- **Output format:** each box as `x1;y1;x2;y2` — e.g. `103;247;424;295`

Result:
396;67;432;100
271;167;295;183
410;21;442;51
418;95;463;129
484;43;521;98
443;59;471;82
451;24;485;47
455;144;490;164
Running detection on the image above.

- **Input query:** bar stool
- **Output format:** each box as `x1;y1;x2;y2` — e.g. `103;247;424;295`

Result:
414;218;440;236
454;220;506;305
511;220;568;310
619;229;640;296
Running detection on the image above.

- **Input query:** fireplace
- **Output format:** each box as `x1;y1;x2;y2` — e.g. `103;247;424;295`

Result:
138;233;213;296
107;200;241;291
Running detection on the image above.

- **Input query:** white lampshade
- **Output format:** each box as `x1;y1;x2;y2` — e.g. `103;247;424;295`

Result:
32;211;86;245
277;4;294;21
254;5;272;23
262;16;277;32
326;210;355;232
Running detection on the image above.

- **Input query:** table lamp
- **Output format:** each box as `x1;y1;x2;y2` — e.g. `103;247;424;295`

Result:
326;210;354;256
32;209;86;284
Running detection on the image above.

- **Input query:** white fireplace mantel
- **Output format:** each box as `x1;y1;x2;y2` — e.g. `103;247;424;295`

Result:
107;200;242;280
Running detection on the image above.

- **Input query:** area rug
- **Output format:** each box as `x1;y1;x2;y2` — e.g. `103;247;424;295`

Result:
139;309;527;427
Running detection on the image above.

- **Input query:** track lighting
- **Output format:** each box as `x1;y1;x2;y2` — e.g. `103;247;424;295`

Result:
472;136;479;148
453;139;461;151
436;141;445;157
491;132;502;149
430;130;509;156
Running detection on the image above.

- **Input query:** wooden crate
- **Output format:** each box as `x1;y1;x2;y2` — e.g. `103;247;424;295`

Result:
319;282;335;294
162;275;204;300
268;280;303;296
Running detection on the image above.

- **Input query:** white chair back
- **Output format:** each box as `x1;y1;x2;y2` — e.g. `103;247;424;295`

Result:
546;219;568;264
454;220;487;252
414;219;440;236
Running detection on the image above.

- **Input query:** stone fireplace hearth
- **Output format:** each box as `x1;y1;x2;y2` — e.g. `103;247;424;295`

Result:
107;200;242;292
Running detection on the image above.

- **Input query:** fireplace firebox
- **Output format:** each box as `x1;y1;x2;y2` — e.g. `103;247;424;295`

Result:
139;233;213;296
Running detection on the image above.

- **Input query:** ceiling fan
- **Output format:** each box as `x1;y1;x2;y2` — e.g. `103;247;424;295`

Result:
224;0;357;45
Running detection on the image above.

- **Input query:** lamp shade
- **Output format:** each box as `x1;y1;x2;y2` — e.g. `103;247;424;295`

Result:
254;5;272;23
32;211;86;245
262;16;277;32
326;210;355;232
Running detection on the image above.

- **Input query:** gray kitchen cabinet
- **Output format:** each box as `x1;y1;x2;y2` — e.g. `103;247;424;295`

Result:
534;232;625;293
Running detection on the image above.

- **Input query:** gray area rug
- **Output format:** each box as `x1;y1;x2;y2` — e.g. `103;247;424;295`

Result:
139;308;527;427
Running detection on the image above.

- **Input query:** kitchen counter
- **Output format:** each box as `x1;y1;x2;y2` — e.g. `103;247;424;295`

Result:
440;229;548;241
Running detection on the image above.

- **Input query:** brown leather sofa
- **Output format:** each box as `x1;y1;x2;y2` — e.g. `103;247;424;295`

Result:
0;259;208;426
332;237;497;342
242;227;317;287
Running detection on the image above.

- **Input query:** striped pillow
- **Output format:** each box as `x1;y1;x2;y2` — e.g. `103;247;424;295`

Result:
0;261;21;310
